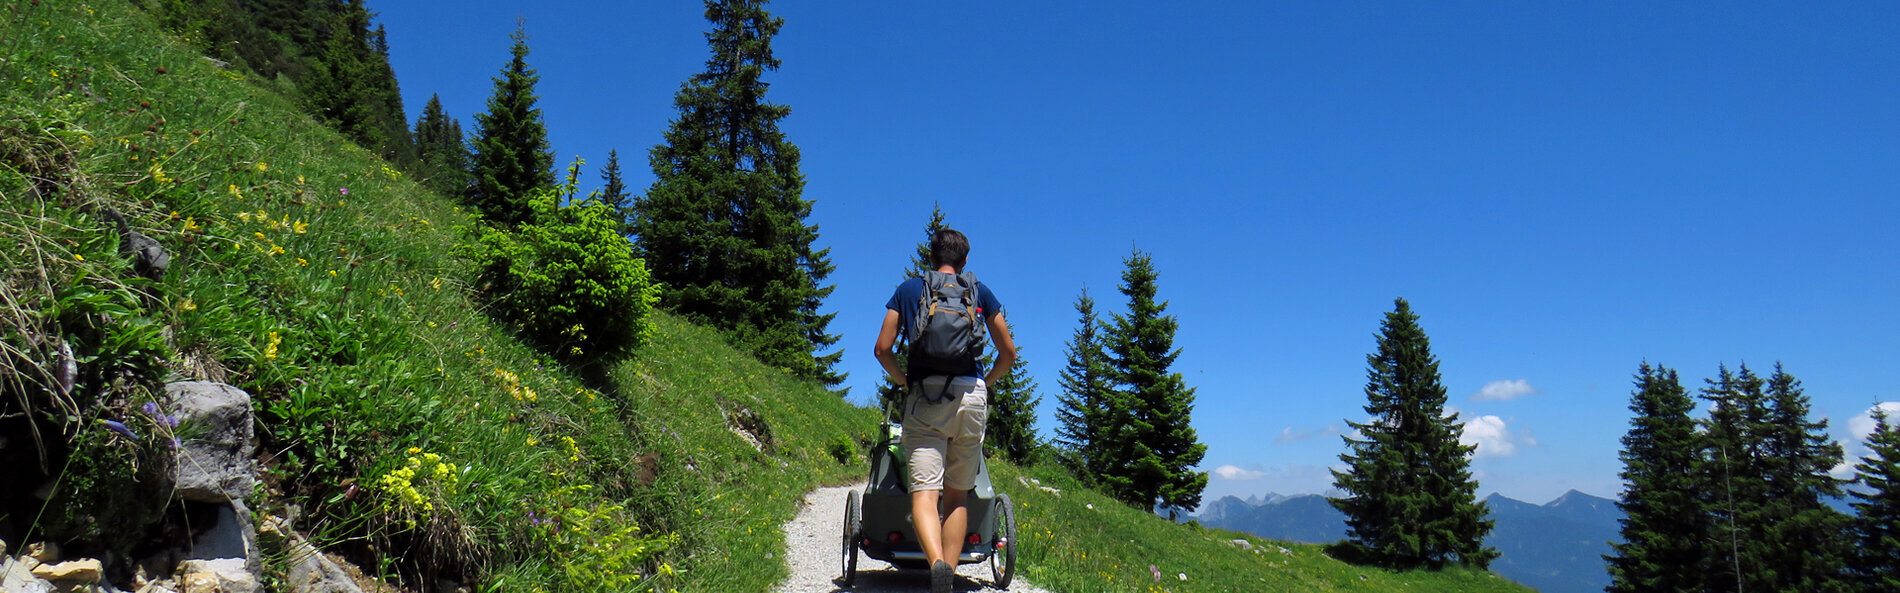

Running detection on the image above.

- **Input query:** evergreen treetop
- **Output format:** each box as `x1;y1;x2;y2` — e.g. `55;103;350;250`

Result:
1606;362;1707;593
1849;407;1900;591
633;0;842;389
413;93;471;197
1054;287;1112;483
468;22;555;227
1098;250;1206;517
1329;298;1496;569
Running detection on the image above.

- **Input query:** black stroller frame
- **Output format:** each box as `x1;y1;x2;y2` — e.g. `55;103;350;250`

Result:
839;400;1017;588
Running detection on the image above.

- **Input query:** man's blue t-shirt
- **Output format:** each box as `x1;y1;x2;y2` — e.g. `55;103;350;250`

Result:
886;272;1004;380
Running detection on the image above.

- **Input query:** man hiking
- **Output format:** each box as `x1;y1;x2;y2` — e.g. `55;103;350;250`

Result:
874;228;1016;593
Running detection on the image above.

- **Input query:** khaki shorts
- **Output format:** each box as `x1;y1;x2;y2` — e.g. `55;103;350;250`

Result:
902;376;988;492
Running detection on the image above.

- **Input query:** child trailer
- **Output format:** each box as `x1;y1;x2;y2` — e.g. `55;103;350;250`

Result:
840;420;1017;588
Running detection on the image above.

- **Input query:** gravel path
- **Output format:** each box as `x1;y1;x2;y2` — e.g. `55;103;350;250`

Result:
776;483;1057;593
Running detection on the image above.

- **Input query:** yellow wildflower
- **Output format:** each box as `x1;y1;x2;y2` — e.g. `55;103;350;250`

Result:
255;161;268;172
293;220;308;234
264;331;281;360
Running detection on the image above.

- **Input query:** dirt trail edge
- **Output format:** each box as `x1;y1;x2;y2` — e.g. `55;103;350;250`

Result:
775;483;1057;593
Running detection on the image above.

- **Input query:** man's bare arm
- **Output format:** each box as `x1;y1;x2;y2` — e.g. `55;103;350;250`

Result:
874;309;906;387
983;312;1016;386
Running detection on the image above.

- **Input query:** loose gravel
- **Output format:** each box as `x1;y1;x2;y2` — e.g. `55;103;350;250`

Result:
775;483;1057;593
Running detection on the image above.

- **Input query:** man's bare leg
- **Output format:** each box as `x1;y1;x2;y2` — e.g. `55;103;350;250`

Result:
911;489;946;564
939;488;970;569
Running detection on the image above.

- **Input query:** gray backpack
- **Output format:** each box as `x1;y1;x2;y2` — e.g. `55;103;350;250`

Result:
906;271;986;400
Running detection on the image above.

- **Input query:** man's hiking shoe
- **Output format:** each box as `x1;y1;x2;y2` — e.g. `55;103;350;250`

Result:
931;560;953;593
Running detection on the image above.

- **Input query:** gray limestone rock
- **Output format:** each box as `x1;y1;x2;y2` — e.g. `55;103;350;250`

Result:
166;382;256;503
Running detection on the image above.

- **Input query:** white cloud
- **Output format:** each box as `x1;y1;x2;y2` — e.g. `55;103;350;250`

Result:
1472;379;1540;402
1274;426;1315;445
1848;402;1900;442
1212;465;1267;480
1460;415;1526;459
1836;401;1900;478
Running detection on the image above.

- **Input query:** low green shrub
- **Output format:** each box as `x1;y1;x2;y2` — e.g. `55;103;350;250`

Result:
468;162;660;372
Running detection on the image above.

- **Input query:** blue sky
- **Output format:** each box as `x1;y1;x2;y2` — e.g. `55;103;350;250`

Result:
372;1;1899;505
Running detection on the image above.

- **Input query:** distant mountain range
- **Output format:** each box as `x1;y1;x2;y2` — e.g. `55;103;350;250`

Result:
1195;490;1622;593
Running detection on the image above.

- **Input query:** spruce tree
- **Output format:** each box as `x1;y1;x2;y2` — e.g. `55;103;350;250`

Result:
597;149;633;235
1848;407;1900;591
1606;363;1707;593
1098;250;1207;517
1698;364;1770;593
985;321;1041;465
1756;365;1850;593
413;94;470;197
1329;298;1496;569
1053;287;1112;483
467;23;555;227
632;0;842;388
303;0;412;166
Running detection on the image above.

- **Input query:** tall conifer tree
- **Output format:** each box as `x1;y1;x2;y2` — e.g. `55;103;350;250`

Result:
985;321;1042;465
467;23;554;227
413;93;470;197
1329;298;1496;568
303;0;411;166
1698;363;1850;593
1757;365;1849;593
1848;407;1900;591
1098;250;1206;517
1054;287;1112;482
597;149;632;234
1606;363;1707;593
632;0;842;388
1698;365;1770;593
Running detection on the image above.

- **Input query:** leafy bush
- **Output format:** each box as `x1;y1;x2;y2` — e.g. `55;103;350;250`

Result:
469;164;660;371
526;484;679;593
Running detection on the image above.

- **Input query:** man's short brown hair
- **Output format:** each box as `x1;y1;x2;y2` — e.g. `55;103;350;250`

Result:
930;229;969;271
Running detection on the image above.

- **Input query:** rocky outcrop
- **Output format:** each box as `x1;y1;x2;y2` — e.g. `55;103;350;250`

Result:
167;382;255;503
257;517;367;593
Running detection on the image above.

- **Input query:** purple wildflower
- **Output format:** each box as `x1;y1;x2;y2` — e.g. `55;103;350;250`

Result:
142;401;159;415
170;437;182;449
338;187;349;195
163;414;180;428
101;419;140;440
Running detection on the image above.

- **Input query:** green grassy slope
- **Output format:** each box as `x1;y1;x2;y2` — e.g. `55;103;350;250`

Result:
994;462;1534;593
4;3;1536;591
2;2;872;591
